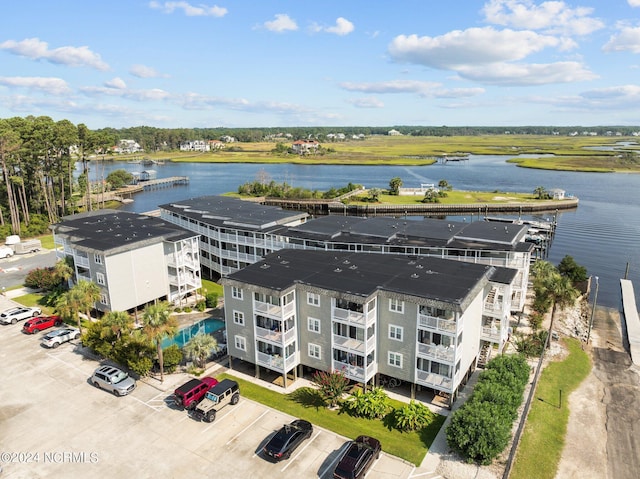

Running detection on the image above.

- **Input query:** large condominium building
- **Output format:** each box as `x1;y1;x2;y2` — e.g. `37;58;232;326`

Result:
221;249;517;404
51;210;202;314
159;195;533;317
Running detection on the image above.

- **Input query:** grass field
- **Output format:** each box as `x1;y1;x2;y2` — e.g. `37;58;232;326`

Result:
105;135;640;171
218;372;445;465
346;190;538;206
510;338;591;479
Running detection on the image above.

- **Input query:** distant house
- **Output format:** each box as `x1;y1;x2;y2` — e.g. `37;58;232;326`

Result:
113;139;143;154
291;139;320;155
549;188;566;200
180;140;209;152
140;170;157;181
388;129;402;136
220;135;236;143
208;140;225;150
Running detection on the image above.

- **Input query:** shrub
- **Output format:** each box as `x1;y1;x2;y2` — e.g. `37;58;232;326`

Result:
528;311;543;331
446;401;512;465
163;344;183;373
24;267;59;290
183;306;192;313
196;300;206;312
342;387;390;419
393;400;436;432
205;292;218;308
127;356;153;377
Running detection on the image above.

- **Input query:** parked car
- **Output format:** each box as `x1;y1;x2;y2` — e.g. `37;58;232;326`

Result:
262;419;313;461
0;245;14;259
90;365;136;396
41;327;80;348
333;435;381;479
174;377;218;410
192;378;239;423
0;306;42;325
22;315;62;334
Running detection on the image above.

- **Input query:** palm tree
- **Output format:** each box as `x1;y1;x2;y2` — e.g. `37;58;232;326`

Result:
543;272;579;348
101;311;133;342
142;302;178;382
183;333;218;368
54;257;74;288
55;290;81;331
533;186;548;199
76;280;101;323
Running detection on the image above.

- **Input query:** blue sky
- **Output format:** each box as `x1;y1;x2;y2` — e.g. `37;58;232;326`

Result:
2;0;640;129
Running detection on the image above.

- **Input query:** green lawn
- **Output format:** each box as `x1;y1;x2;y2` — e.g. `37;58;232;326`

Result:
201;279;223;297
510;338;591;479
219;373;445;465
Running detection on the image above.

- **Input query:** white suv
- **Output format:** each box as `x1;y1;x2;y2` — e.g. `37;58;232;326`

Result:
41;327;80;348
0;306;42;325
90;366;137;396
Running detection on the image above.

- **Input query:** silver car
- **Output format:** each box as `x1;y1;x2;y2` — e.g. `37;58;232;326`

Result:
90;365;136;396
41;327;80;348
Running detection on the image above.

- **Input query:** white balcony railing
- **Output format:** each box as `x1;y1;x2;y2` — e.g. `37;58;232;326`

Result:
332;307;365;325
418;314;457;333
416;342;455;362
415;370;453;391
256;351;298;372
333;334;364;353
333;360;376;383
75;256;90;268
481;326;502;342
254;301;281;317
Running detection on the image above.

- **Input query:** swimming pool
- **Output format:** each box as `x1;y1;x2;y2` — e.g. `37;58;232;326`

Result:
162;317;225;349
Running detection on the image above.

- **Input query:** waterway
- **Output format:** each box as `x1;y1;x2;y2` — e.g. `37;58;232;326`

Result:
88;156;640;309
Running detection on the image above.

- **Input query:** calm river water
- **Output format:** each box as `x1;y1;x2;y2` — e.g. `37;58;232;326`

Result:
90;156;640;309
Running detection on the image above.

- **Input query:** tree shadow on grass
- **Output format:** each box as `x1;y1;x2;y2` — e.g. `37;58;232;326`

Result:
287;387;326;410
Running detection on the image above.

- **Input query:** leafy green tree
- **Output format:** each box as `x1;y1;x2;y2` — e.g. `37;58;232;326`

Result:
438;179;453;191
106;169;133;189
101;310;133;342
422;188;440;203
533;186;548;199
24;267;59;290
389;177;402;195
447;401;512;464
393;400;436;431
368;188;382;202
312;369;350;408
183;332;218;368
163;344;184;373
142;301;178;382
557;255;588;284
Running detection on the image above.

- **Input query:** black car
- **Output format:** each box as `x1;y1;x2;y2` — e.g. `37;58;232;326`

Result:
333;435;381;479
262;419;313;461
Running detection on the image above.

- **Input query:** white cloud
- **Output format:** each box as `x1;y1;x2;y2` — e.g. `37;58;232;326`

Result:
0;76;71;95
148;1;227;17
581;84;640;100
263;14;298;33
325;17;355;36
628;0;640;7
603;25;640;53
346;97;384;108
130;64;168;78
339;80;485;99
81;85;170;101
482;0;604;35
104;77;127;89
457;61;597;85
0;38;109;70
388;27;570;70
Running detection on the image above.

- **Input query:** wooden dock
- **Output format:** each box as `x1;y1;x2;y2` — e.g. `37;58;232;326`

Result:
90;176;189;203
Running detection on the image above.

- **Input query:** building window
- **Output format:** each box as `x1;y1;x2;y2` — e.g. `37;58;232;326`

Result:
234;335;246;351
308;343;321;359
231;286;243;300
96;272;105;286
307;292;320;307
388;352;403;368
99;293;108;305
389;325;403;341
307;317;321;334
94;254;103;265
233;310;244;326
389;298;404;313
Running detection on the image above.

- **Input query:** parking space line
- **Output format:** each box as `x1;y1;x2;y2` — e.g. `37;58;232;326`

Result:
201;406;235;433
225;410;269;445
45;350;88;375
129;393;161;411
280;430;321;472
319;443;347;478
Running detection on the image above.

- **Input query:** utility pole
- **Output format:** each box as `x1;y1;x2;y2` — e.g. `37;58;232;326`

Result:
587;276;599;344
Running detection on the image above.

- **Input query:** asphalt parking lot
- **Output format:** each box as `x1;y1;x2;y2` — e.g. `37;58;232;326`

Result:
0;313;421;479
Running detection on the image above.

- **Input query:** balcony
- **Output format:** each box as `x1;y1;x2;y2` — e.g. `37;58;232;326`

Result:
256;351;298;373
254;300;294;319
255;325;296;345
416;342;455;362
332;307;365;325
481;325;502;342
75;255;89;268
333;360;376;383
77;273;91;283
332;334;375;354
415;369;453;391
418;314;458;333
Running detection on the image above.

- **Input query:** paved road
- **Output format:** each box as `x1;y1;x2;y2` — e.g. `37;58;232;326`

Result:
591;307;640;479
0;249;57;289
